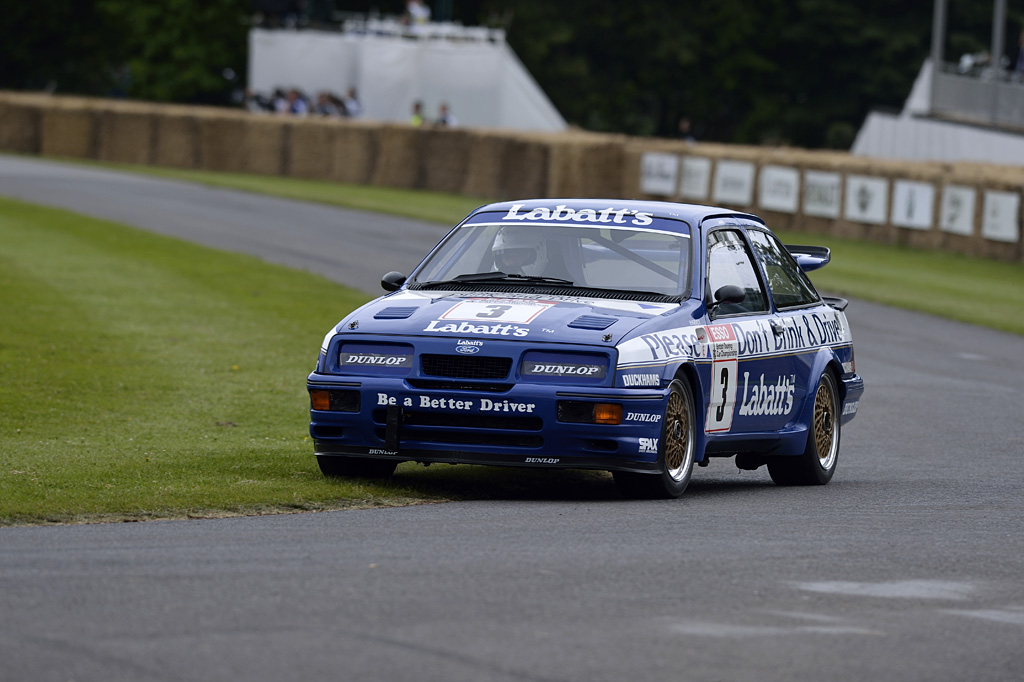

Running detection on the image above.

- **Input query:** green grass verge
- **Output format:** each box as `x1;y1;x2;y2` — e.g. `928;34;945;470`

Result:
81;158;1024;336
789;234;1024;336
5;158;1023;524
0;197;431;524
0;196;621;525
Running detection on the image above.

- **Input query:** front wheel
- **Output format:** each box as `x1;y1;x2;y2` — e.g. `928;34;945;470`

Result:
614;378;697;499
317;455;398;479
767;370;840;486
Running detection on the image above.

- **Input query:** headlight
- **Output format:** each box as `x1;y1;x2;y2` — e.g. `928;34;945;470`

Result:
520;351;609;384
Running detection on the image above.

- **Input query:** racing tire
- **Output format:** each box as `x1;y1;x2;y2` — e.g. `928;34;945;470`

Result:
613;378;697;499
767;370;840;486
317;455;398;479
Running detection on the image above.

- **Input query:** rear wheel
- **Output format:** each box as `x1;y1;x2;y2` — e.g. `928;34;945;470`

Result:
317;455;398;479
614;378;696;499
767;371;839;486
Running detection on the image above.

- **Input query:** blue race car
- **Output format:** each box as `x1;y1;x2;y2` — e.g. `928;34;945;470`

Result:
308;199;863;498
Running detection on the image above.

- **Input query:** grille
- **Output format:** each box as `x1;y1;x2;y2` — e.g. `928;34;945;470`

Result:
557;400;596;423
421;354;512;380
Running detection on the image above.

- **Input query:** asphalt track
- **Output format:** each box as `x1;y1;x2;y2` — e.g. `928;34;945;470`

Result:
2;155;1023;682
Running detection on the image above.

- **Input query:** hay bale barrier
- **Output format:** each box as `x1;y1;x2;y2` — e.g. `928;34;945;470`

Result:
0;95;43;154
153;109;202;169
327;121;379;186
96;103;157;166
39;97;97;159
0;91;1021;261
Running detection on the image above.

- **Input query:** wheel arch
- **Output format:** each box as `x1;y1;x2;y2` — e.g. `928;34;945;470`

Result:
671;362;708;462
794;350;844;449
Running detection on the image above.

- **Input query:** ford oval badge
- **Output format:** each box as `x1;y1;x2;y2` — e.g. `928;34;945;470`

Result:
455;339;483;354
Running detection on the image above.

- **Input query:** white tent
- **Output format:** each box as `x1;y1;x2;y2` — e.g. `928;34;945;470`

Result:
247;27;566;132
852;60;1024;167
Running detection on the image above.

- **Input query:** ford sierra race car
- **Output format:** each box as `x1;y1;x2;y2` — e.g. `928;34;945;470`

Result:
307;199;863;498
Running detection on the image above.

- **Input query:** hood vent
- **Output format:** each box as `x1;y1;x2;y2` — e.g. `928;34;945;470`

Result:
568;315;616;331
373;306;418;320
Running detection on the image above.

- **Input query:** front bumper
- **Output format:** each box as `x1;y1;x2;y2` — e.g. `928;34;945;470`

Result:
307;372;670;473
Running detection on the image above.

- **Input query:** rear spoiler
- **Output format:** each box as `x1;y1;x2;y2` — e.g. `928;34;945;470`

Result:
785;244;831;272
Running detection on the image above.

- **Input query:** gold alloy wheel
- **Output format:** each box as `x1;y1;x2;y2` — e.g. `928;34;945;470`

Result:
664;388;693;481
813;379;838;470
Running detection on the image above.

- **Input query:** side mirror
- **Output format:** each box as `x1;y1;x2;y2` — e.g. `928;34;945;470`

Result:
714;285;745;304
381;271;407;292
708;284;745;318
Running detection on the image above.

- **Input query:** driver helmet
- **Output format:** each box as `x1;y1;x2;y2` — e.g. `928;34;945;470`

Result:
492;228;548;276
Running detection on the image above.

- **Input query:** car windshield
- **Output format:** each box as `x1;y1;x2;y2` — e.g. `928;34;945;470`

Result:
411;221;692;297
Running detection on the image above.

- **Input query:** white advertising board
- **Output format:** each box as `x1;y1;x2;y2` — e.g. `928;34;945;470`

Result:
891;180;935;230
939;185;976;235
982;191;1021;243
803;171;842;218
679;156;712;201
639;152;679;197
712;160;755;207
758;165;800;213
845;175;889;225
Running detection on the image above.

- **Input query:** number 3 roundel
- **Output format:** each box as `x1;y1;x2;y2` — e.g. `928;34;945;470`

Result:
705;324;738;433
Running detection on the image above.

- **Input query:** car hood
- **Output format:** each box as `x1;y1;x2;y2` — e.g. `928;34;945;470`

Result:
334;289;686;346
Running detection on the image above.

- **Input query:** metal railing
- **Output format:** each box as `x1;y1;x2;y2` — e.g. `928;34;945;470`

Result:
932;62;1024;129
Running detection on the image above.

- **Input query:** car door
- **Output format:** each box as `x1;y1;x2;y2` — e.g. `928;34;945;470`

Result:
703;228;793;436
745;228;828;430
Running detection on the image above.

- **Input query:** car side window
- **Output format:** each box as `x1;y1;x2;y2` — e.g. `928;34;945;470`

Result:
706;229;768;316
747;230;821;309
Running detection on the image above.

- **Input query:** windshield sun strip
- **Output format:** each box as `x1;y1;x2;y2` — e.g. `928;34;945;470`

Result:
462;220;692;237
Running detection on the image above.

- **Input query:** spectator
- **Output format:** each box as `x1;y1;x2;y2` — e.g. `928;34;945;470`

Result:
678;117;697;143
1012;29;1024;79
410;100;425;126
406;0;431;26
436;102;458;127
284;88;310;116
244;88;273;112
342;87;363;117
272;88;289;114
315;91;344;117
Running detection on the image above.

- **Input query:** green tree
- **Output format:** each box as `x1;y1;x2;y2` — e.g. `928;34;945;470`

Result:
97;0;249;104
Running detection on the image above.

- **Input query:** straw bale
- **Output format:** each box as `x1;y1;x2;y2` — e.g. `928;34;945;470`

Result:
40;103;96;159
96;108;155;165
547;138;627;198
420;127;472;194
240;116;288;176
288;119;334;179
579;140;628;198
0;98;41;154
620;147;649;199
371;125;421;189
328;121;379;185
501;136;550;199
461;132;507;199
153;112;201;168
198;112;248;172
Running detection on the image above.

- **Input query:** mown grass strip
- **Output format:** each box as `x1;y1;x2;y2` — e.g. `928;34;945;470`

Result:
80;157;1024;336
789;234;1024;336
0;197;452;524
